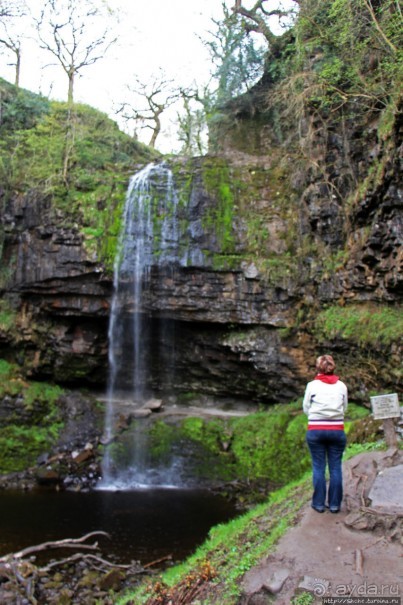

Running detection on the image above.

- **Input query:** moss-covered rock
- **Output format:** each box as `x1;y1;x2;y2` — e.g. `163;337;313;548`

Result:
0;359;64;472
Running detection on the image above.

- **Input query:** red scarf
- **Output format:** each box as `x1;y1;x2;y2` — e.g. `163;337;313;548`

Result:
315;373;339;384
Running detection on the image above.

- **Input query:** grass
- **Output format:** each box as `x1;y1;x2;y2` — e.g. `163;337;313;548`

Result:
314;304;403;347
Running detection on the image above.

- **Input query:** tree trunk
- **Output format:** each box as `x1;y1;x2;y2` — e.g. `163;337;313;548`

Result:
67;71;74;106
63;107;75;184
15;47;20;87
149;115;161;148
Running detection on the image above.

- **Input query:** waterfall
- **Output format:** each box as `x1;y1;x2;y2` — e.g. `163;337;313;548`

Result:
100;162;182;489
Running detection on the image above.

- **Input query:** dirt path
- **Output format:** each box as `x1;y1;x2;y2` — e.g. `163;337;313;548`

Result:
242;449;403;604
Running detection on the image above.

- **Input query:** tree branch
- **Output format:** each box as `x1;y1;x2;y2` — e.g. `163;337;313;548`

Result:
362;0;397;54
0;531;110;562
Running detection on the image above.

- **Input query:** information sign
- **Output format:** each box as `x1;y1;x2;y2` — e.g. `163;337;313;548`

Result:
370;393;400;420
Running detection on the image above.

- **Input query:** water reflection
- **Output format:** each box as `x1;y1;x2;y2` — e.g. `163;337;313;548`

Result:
0;488;237;564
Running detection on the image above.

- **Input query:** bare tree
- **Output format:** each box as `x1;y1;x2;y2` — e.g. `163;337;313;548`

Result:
0;0;15;19
31;0;116;182
0;25;21;85
34;0;117;106
0;0;26;85
117;73;180;149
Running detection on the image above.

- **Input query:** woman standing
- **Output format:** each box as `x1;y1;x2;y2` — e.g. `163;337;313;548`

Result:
303;354;348;513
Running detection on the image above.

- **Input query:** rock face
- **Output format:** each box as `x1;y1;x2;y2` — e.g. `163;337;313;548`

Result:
1;192;110;383
0;91;401;404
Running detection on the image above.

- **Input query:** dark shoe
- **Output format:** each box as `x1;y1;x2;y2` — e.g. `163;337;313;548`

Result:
330;508;340;513
311;505;325;513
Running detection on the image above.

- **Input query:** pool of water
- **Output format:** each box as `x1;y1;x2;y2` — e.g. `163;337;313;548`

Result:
0;487;237;565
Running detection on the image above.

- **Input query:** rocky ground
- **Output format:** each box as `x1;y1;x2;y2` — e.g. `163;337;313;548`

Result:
241;448;403;604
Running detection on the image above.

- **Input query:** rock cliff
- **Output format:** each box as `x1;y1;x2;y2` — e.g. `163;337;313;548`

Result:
0;132;401;402
0;10;401;405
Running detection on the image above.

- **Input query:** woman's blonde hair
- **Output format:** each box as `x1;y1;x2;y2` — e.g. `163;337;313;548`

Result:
316;354;336;375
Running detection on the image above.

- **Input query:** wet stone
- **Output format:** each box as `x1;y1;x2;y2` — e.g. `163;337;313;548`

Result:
368;465;403;513
131;408;152;418
142;398;163;411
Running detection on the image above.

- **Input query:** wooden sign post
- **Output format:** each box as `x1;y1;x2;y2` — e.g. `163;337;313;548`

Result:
370;393;401;448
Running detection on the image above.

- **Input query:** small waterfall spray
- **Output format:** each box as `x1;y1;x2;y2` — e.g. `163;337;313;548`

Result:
101;162;181;489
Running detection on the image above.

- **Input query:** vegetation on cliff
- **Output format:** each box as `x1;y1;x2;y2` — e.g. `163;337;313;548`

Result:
0;359;64;472
0;78;158;269
207;0;402;400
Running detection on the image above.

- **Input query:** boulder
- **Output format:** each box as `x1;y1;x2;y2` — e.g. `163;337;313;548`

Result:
142;398;163;411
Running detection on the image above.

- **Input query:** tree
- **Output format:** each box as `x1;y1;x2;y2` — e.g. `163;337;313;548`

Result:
116;73;180;149
0;24;21;86
0;0;26;86
34;0;116;106
292;0;402;112
203;2;267;106
176;87;209;156
32;0;116;183
0;0;16;18
231;0;298;48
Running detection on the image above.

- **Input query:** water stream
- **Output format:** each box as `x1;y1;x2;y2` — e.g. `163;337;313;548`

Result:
100;162;183;489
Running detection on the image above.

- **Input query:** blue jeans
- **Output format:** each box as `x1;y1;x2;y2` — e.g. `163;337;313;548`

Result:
306;430;347;510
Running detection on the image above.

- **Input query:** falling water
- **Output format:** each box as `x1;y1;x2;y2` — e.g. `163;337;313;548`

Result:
100;162;182;489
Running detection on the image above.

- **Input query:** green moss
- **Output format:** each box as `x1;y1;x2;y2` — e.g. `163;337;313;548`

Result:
0;358;64;472
23;382;63;411
0;300;17;332
378;100;398;140
314;303;403;347
99;196;125;270
0;361;63;412
0;358;15;376
231;410;310;483
149;421;177;459
179;406;311;485
181;417;225;456
0;360;25;399
256;254;298;285
321;249;349;275
345;403;370;421
201;159;236;253
0;424;62;473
